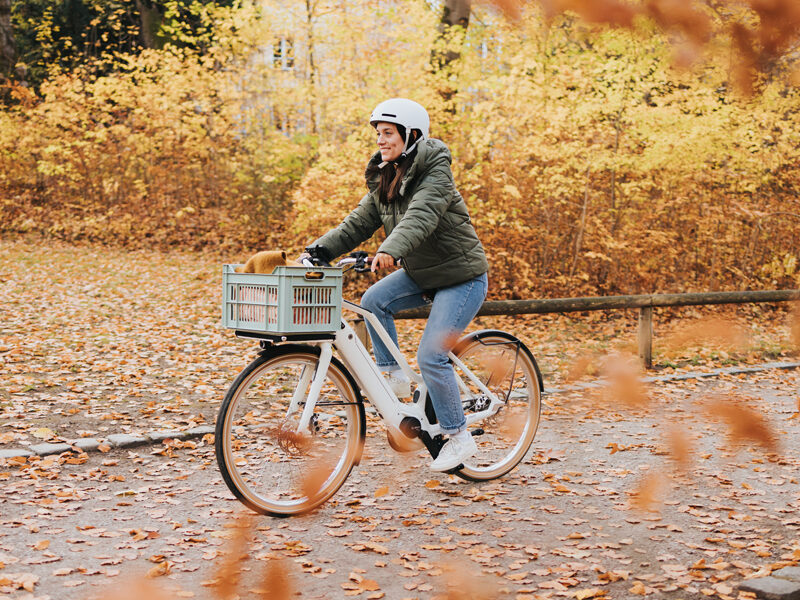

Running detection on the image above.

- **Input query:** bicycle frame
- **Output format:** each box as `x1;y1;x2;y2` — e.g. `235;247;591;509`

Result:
293;297;507;442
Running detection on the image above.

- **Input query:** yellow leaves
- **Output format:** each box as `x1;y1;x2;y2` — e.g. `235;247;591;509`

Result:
424;480;441;489
374;486;389;498
31;428;55;440
174;206;196;219
3;1;799;303
502;184;522;199
490;0;796;93
629;580;651;595
583;251;614;264
0;572;39;593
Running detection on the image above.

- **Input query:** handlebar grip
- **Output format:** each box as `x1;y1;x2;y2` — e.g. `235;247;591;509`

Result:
365;256;400;266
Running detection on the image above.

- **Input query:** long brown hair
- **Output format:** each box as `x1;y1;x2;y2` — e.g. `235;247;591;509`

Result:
366;125;420;204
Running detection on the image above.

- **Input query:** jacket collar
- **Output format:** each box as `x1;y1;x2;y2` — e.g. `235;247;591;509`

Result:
364;139;449;196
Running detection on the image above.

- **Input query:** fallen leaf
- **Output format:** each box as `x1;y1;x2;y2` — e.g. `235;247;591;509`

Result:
146;561;172;578
629;472;666;512
576;588;608;600
703;394;778;453
32;428;55;440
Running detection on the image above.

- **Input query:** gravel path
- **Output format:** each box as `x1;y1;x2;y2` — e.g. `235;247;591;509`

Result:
1;370;798;600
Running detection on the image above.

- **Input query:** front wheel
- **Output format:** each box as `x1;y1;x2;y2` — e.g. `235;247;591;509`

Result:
451;330;543;482
215;345;365;516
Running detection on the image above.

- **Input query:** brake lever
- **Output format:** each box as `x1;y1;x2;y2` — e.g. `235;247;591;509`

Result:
347;250;371;273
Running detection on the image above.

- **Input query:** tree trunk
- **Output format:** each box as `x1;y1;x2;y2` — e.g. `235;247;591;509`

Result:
431;0;471;109
136;0;163;49
0;0;15;77
305;0;317;134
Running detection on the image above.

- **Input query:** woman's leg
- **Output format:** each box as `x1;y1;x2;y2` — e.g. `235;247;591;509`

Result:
417;273;488;434
360;269;428;369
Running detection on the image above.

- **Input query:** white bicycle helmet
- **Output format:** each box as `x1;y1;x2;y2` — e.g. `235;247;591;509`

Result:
370;98;430;157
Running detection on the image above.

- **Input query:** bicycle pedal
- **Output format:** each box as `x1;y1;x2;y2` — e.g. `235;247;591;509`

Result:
471;428;484;436
308;413;321;434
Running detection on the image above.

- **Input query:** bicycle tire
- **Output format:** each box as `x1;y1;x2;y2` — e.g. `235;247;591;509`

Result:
215;344;365;516
451;330;542;482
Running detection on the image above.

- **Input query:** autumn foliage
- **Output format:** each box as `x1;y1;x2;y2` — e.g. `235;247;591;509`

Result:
2;0;800;298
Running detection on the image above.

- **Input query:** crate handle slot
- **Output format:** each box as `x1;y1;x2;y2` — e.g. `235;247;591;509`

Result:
304;271;325;281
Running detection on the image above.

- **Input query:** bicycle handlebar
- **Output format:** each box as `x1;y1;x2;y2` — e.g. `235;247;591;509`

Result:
339;252;399;273
301;248;398;273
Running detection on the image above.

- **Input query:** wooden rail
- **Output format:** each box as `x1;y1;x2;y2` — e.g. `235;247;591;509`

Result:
390;289;800;368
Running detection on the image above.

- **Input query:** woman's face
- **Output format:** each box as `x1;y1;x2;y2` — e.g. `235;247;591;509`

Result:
375;122;404;162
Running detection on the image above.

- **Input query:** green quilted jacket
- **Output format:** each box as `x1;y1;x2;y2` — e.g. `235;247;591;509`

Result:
312;138;489;290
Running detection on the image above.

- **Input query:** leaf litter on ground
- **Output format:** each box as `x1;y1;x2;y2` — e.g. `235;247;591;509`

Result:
1;238;799;599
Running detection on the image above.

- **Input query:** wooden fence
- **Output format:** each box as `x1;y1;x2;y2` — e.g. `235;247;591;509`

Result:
390;289;800;368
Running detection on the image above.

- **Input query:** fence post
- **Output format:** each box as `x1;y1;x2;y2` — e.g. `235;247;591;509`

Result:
638;307;653;369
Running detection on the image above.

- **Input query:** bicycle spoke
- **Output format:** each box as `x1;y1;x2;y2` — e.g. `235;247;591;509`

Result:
216;349;364;516
451;333;541;481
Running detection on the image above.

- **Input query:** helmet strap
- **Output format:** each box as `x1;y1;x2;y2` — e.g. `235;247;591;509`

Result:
378;129;419;168
400;129;420;160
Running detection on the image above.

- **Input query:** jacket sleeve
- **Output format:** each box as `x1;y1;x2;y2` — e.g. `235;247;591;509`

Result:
378;154;453;259
311;191;382;259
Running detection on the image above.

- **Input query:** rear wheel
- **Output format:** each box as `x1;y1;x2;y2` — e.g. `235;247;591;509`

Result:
451;330;542;481
216;345;365;516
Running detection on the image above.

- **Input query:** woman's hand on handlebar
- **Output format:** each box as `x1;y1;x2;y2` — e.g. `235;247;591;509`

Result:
300;246;333;267
371;252;396;273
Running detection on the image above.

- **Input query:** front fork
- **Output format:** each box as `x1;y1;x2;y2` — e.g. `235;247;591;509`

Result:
287;342;333;434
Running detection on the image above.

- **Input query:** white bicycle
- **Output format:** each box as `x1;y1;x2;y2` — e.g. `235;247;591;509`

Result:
216;251;543;516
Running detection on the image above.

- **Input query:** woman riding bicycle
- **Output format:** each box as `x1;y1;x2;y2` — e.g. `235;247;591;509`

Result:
302;98;489;472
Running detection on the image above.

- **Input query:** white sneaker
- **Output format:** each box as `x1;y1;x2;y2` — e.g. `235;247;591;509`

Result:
385;372;411;398
429;433;478;472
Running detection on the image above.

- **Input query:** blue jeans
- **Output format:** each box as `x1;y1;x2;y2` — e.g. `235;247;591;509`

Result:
360;269;488;434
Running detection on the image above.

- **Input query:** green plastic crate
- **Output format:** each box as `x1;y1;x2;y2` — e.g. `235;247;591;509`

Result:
222;265;343;335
